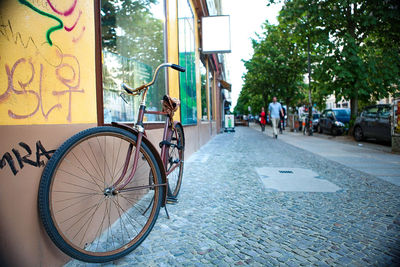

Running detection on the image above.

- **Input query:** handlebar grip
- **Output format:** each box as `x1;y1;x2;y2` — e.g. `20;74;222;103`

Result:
121;83;134;94
171;64;186;72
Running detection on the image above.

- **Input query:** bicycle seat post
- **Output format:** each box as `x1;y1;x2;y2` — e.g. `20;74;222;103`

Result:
135;87;147;131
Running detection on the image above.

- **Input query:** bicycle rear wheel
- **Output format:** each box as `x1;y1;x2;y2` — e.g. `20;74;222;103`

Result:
38;126;164;263
165;124;184;199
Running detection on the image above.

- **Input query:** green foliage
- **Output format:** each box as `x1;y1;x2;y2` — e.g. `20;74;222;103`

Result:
277;0;400;118
236;0;400;122
237;23;307;115
101;0;162;68
101;0;165;113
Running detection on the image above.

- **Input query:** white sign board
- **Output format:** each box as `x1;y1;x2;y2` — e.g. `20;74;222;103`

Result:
202;16;231;54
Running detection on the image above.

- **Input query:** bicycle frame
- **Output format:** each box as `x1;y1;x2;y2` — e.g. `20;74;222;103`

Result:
110;64;184;198
111;108;173;191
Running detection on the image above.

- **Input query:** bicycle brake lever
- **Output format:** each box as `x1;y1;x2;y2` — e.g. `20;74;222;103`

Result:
122;83;134;94
120;92;128;104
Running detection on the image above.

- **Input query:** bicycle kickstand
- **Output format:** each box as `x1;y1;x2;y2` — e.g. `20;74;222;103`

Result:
164;197;178;219
164;205;170;219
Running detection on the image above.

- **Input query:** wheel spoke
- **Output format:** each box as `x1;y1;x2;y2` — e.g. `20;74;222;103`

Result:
41;128;163;261
165;126;184;197
96;136;113;187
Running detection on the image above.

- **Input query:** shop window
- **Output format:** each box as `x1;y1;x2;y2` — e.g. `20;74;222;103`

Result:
101;0;166;123
200;61;208;120
178;0;197;125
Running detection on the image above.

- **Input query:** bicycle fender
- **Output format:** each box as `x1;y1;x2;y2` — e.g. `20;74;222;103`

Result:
111;122;168;207
173;121;185;147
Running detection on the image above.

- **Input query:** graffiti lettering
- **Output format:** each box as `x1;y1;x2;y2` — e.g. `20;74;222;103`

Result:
64;10;82;32
0;17;63;67
72;26;85;43
31;0;52;12
0;0;91;125
0;141;55;175
6;58;41;119
0;152;18;176
18;0;64;46
53;52;84;122
47;0;78;16
1;55;83;121
39;64;62;118
0;17;35;50
44;0;85;43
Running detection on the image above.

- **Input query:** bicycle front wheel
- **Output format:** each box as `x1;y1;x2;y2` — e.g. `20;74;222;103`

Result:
38;126;164;263
165;123;185;199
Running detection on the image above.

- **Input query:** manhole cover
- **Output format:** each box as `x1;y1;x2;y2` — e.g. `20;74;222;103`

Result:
256;167;341;192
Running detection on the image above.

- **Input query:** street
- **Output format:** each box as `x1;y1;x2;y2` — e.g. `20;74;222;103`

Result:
66;126;400;267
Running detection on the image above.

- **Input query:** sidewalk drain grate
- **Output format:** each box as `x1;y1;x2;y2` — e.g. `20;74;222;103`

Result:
279;170;293;174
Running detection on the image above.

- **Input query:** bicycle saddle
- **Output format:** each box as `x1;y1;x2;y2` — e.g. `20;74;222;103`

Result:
162;95;180;116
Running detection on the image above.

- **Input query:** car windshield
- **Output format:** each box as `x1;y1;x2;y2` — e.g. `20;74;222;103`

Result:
313;114;320;119
334;110;350;117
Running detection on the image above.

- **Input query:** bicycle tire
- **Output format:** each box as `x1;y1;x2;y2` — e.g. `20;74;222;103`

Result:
164;123;185;199
38;126;164;263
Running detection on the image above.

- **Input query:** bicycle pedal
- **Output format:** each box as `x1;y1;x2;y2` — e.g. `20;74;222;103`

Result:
166;198;178;204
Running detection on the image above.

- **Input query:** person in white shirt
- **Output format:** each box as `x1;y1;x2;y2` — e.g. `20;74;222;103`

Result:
268;96;284;139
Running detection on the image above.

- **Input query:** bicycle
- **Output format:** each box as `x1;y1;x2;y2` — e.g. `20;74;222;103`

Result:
38;63;186;263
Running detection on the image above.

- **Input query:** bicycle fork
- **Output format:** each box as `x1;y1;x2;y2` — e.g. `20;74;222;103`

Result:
110;106;170;217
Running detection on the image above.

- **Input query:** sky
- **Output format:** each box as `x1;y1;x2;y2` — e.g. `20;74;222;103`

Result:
222;0;283;109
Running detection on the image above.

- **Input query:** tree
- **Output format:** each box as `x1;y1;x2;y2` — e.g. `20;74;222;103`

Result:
239;23;307;115
101;0;163;67
276;0;400;122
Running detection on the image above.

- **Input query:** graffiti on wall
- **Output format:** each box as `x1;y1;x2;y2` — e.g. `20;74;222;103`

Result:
0;0;96;125
0;141;55;175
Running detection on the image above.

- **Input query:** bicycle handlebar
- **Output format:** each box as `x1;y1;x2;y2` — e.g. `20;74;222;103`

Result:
121;63;185;95
171;64;186;72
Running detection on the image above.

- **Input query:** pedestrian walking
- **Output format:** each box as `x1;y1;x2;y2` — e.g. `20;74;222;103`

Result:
268;97;284;138
259;107;267;132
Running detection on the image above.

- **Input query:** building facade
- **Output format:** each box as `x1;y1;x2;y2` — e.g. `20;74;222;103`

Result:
0;1;229;266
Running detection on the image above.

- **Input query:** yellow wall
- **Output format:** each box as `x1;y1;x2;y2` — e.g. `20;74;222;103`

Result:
0;0;97;125
167;0;181;122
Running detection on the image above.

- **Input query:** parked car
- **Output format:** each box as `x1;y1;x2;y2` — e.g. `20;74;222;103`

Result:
353;104;391;142
317;108;350;136
312;113;320;131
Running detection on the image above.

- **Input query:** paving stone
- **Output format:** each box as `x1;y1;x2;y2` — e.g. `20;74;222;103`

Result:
64;127;400;267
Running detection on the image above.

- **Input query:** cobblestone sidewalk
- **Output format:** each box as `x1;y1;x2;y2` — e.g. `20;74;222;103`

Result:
66;126;400;266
